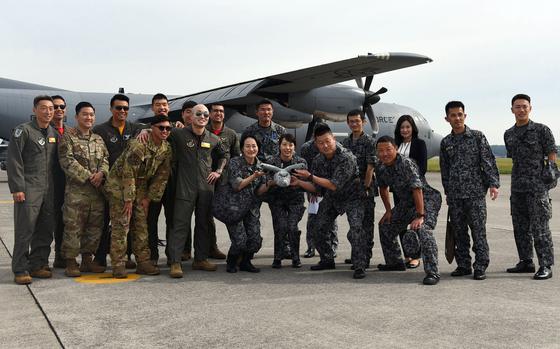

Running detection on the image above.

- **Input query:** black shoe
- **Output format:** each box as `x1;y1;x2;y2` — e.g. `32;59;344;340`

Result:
226;253;239;273
310;260;335;271
303;248;315;258
93;256;107;267
450;267;472;277
533;266;552;280
507;260;536;273
353;268;366;279
344;258;352;264
473;270;486;280
423;273;440;285
351;263;370;270
377;262;406;271
292;259;302;268
271;259;282;269
239;253;260;273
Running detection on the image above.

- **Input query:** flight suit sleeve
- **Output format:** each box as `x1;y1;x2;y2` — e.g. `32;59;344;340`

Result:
6;126;28;193
58;133;92;184
147;149;171;202
121;145;144;202
478;132;500;189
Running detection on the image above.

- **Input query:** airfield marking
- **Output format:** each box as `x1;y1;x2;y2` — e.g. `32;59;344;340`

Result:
74;273;141;284
0;200;13;204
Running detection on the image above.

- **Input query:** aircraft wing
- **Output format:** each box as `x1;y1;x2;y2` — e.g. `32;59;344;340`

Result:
162;52;431;111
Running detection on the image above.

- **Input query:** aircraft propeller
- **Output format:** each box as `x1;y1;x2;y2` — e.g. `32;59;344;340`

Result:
356;75;387;137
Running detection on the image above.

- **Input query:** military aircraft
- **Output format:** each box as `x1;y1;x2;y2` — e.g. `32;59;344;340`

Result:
0;52;442;169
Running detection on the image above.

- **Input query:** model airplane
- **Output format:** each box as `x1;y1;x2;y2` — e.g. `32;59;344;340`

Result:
0;52;443;169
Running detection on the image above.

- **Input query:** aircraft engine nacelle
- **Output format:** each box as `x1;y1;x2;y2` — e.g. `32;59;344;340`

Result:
288;84;364;122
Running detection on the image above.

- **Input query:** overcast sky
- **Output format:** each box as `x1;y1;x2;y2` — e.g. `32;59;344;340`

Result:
1;0;558;144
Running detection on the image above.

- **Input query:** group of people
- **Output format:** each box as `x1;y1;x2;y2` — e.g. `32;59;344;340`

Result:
7;92;557;286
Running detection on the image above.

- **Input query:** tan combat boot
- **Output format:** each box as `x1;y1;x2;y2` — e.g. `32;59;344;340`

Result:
181;251;192;261
136;261;160;275
169;263;183;278
80;253;106;273
30;266;52;278
65;259;81;277
112;265;127;279
14;273;32;285
209;246;226;260
192;259;217;271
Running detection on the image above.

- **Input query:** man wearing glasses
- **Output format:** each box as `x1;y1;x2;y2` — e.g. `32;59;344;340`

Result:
105;114;172;278
51;95;68;269
167;104;228;278
92;94;145;270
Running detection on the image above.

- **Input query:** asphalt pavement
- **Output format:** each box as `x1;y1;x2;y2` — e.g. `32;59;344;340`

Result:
0;171;559;349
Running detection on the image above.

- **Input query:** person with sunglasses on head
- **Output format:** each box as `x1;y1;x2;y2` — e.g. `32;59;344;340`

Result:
50;95;69;269
7;95;58;284
104;114;172;278
166;104;228;278
92;94;146;270
57;102;109;277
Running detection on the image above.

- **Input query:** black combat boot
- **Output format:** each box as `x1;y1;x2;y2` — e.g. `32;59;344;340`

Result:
290;230;302;268
226;253;239;273
239;253;260;273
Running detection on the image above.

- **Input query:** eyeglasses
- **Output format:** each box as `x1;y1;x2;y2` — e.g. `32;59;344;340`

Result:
157;125;172;132
53;104;66;110
113;106;130;111
195;111;209;118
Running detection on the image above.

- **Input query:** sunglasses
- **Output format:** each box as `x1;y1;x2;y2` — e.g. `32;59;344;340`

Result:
113;105;130;111
195;111;209;118
157;125;172;132
53;104;66;110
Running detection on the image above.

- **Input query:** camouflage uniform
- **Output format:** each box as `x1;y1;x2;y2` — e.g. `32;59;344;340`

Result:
167;127;227;263
504;120;556;267
311;144;368;269
300;139;338;252
241;121;286;162
105;138;171;267
224;156;266;255
58;127;109;259
377;154;441;275
440;126;500;272
7;120;58;275
342;132;377;264
265;154;307;261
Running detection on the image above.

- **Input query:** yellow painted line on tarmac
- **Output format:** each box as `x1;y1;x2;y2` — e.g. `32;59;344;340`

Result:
0;200;13;204
74;273;141;284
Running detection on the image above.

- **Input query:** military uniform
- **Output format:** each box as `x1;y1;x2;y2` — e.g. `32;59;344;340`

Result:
224;156;266;255
504;120;556;267
167;126;227;263
105;138;171;267
241;121;285;162
265;154;307;263
440;126;499;272
52;125;67;265
311;144;368;270
300;139;338;253
377;154;441;276
7;120;58;275
93;118;146;264
58;127;109;259
342;132;377;264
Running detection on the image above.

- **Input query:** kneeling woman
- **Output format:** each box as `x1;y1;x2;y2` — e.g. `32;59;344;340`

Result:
265;134;307;268
224;135;268;273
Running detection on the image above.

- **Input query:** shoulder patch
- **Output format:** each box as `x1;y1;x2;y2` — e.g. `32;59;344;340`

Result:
14;128;23;138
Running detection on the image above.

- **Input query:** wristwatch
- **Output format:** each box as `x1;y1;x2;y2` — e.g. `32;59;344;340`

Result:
415;212;425;218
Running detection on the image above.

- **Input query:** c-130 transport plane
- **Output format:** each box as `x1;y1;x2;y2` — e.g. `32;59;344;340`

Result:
0;52;442;168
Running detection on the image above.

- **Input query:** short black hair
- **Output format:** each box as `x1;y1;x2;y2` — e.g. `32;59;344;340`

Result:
181;100;197;113
256;99;273;110
75;101;95;114
346;109;365;121
110;94;129;107
511;94;531;105
376;135;397;147
51;95;66;103
33;95;53;108
279;133;296;149
152;93;168;105
313;123;332;138
394;115;418;145
240;134;261;151
445;101;465;115
208;103;224;111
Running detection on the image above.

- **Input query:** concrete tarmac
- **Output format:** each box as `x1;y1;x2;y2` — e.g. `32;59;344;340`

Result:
0;171;559;349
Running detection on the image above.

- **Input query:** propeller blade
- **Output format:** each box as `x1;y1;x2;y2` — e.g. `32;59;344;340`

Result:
355;78;363;89
364;75;373;91
364;104;379;137
372;86;388;95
